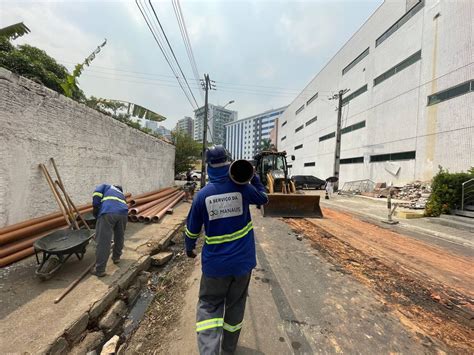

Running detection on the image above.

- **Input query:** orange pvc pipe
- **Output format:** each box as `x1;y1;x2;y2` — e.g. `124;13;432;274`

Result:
0;247;35;268
129;190;180;215
152;192;185;222
0;206;93;246
130;187;175;206
0;226;67;258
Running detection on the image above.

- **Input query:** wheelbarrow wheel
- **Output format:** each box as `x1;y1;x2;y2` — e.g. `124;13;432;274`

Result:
36;255;62;281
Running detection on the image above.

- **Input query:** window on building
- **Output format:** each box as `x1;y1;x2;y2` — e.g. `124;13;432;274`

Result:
427;80;473;106
294;144;303;150
306;92;319;106
342;47;370;75
342;85;368;106
306;116;317;126
374;51;421;86
370;151;416;162
287;164;293;168
340;157;364;164
295;105;305;115
295;125;304;133
319;132;335;142
341;120;366;135
281;136;286;141
376;0;425;47
281;121;287;127
304;162;316;167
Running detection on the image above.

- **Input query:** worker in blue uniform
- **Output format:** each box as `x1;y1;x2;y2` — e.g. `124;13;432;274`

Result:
91;184;128;277
184;145;269;354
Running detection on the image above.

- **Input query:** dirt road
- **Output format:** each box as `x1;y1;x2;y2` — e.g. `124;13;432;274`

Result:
124;207;474;354
287;208;474;353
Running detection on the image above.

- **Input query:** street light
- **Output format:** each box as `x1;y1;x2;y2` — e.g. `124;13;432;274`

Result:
223;100;235;109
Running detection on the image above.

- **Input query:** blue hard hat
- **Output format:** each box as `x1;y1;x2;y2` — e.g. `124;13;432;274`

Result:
206;145;231;167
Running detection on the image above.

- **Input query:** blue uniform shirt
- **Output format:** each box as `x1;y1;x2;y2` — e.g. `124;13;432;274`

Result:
92;184;129;217
184;165;268;277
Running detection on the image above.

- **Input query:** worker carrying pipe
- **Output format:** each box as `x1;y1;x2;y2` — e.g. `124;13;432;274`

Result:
90;184;128;277
184;145;269;354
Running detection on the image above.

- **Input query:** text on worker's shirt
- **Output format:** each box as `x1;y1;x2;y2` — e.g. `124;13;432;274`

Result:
205;192;243;221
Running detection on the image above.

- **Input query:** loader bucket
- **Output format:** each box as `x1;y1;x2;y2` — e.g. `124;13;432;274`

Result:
262;193;323;218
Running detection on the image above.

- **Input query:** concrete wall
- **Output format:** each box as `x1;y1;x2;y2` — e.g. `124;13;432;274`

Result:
279;0;473;186
0;68;175;227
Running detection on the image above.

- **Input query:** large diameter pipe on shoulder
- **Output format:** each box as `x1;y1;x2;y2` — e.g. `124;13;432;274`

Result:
0;247;35;268
130;187;175;206
229;160;254;185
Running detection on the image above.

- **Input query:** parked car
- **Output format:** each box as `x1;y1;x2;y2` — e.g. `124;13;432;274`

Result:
291;175;326;190
175;172;186;181
190;170;202;181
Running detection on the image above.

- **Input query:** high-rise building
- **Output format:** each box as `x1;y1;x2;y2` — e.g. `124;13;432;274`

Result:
175;116;194;137
145;120;172;140
225;106;288;160
194;104;237;145
278;0;473;185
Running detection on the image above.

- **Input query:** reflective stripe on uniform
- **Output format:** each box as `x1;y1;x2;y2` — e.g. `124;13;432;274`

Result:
185;226;199;239
223;321;242;332
101;196;127;205
196;318;224;332
205;221;253;245
93;192;103;198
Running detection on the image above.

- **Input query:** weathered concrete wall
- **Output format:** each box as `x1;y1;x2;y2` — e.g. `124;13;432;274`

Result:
0;68;175;227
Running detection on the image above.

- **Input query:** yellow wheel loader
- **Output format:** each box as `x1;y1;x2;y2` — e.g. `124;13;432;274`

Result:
254;151;323;218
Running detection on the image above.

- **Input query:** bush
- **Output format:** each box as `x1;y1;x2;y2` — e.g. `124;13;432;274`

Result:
424;166;474;216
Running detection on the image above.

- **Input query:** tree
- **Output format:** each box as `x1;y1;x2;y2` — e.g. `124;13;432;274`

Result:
259;138;271;150
172;131;201;174
61;39;106;99
0;38;85;100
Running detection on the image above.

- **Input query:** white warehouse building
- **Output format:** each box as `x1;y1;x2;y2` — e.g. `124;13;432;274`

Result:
278;0;473;186
225;106;287;160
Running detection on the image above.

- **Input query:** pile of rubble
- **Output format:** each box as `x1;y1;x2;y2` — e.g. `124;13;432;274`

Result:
393;181;432;209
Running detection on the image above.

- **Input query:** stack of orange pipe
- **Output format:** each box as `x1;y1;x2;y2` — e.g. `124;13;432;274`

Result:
0;192;132;268
128;187;184;224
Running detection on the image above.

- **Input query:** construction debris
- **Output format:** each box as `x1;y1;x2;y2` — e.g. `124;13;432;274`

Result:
360;180;431;210
393;181;431;209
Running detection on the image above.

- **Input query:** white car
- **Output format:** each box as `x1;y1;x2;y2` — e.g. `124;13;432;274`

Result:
190;170;202;181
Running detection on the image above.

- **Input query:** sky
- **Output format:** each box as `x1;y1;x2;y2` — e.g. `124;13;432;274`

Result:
1;0;382;130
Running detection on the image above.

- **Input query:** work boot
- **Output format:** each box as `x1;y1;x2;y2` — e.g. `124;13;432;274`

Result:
90;269;106;277
112;257;121;265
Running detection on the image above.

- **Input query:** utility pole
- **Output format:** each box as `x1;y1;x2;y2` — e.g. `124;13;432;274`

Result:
199;74;215;188
332;89;349;191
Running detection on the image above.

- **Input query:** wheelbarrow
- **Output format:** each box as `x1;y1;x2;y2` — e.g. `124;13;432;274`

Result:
33;229;94;280
76;211;97;229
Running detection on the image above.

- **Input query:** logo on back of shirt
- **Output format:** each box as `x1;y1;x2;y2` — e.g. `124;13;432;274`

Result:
205;192;243;221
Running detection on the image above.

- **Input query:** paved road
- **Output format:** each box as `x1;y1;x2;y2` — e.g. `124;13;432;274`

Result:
168;210;428;354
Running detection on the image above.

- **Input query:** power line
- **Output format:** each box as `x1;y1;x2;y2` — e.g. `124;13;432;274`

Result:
172;0;203;101
80;72;305;98
148;0;200;108
135;0;197;110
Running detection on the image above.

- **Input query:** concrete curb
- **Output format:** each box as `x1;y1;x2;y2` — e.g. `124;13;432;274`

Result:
45;220;185;354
